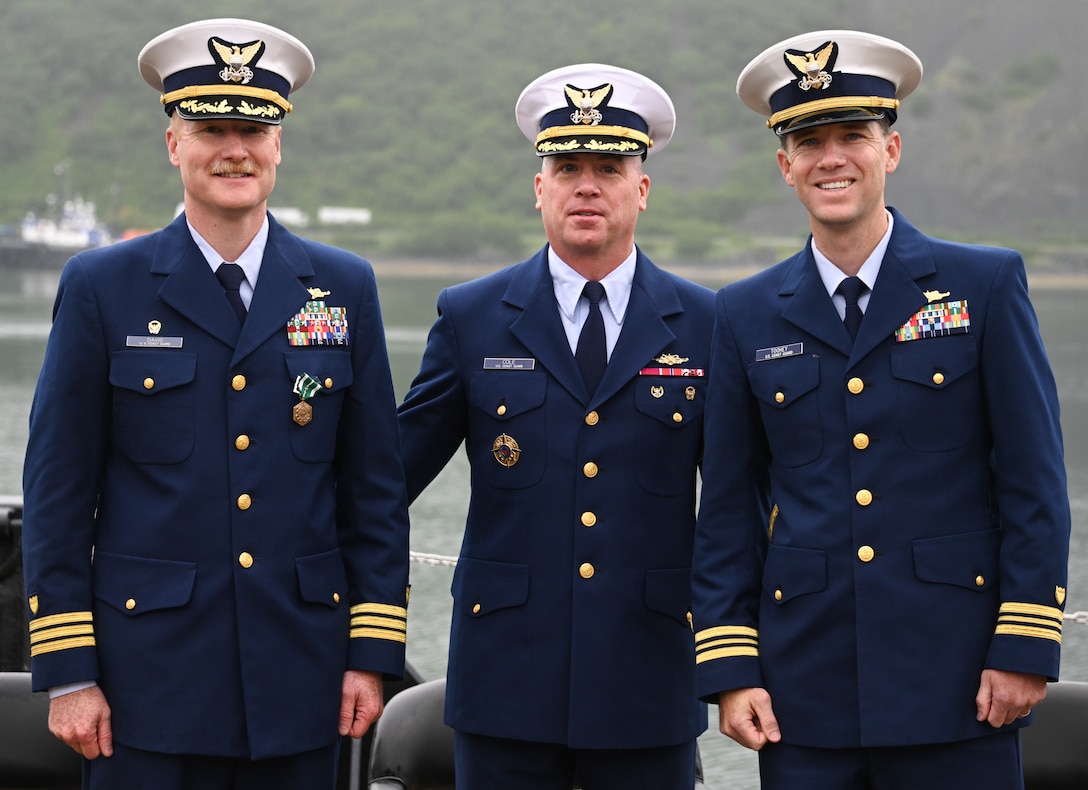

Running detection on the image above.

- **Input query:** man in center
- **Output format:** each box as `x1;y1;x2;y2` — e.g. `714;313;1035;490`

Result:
398;64;714;788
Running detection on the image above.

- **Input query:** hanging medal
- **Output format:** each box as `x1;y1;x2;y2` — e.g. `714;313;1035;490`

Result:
293;373;322;426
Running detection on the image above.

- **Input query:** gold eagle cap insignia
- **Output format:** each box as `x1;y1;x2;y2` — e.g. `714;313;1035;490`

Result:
654;353;690;366
784;40;836;91
210;37;264;85
211;38;264;68
923;289;951;303
1056;586;1066;606
307;287;331;299
565;83;612;125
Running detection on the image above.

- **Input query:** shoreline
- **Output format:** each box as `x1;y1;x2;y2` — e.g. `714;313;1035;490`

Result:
368;258;1088;290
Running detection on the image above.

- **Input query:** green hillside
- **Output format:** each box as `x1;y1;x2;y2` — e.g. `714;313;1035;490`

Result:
2;0;1084;263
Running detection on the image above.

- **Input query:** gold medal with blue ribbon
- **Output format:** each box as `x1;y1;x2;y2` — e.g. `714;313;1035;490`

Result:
292;373;322;426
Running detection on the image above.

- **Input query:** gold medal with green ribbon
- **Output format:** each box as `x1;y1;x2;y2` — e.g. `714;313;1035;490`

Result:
292;373;322;426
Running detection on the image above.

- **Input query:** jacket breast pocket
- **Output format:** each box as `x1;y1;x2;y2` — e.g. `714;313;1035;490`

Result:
109;351;197;464
634;379;704;495
891;336;979;452
285;350;353;462
748;354;823;468
468;371;547;489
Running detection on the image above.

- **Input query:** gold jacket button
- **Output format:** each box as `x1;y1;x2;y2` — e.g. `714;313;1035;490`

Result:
686;612;693;630
672;412;683;423
581;511;597;527
975;575;985;587
847;377;865;395
775;391;785;404
853;433;870;450
125;598;137;611
497;404;507;416
579;562;595;579
238;552;254;569
583;462;598;478
774;589;783;601
333;592;341;604
324;377;333;389
235;434;250;451
237;493;252;510
855;489;873;506
858;546;875;563
932;371;945;385
472;603;482;614
585;411;599;426
143;378;155;390
232;375;247;391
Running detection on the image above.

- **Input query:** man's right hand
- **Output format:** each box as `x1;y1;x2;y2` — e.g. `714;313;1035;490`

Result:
48;685;113;759
718;687;781;750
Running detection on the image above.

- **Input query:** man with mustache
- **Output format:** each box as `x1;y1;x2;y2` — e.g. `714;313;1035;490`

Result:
21;19;410;788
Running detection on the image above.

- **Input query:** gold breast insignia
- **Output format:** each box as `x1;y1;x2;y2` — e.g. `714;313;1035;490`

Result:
654;353;689;366
307;287;331;300
923;289;951;303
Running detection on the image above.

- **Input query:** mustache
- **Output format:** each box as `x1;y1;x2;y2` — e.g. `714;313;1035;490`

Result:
211;161;257;176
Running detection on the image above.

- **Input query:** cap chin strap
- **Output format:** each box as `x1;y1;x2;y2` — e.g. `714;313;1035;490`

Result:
769;95;898;130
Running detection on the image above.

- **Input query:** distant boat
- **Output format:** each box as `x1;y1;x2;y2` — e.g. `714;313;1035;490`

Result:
20;195;113;251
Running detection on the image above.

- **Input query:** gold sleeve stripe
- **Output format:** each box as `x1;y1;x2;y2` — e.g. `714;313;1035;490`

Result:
999;602;1063;620
999;614;1063;631
29;612;93;631
350;603;408;619
350;627;407;644
696;646;759;664
697;635;758;653
351;615;408;632
995;624;1063;643
695;625;758;643
30;636;96;657
29;624;94;644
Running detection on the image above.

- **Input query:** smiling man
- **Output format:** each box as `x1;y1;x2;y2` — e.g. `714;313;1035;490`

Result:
691;30;1070;790
398;64;714;789
21;18;410;789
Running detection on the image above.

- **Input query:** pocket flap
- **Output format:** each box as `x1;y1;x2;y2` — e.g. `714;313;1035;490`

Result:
913;529;999;590
763;544;827;604
748;355;819;409
891;337;977;389
645;568;692;625
284;350;354;393
451;557;529;617
296;548;348;607
92;551;196;615
109;351;197;395
468;371;547;420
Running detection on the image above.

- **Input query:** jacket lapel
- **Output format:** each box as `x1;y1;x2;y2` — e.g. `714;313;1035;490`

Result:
153;214;313;361
596;254;678;406
779;248;853;356
851;210;936;364
153;215;242;348
233;224;313;364
507;252;588;402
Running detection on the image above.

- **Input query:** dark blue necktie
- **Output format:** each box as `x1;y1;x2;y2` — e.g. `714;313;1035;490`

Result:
836;276;867;340
215;263;247;324
576;281;607;393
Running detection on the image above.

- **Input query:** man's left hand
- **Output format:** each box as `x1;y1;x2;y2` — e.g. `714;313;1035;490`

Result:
975;668;1047;728
339;670;384;738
